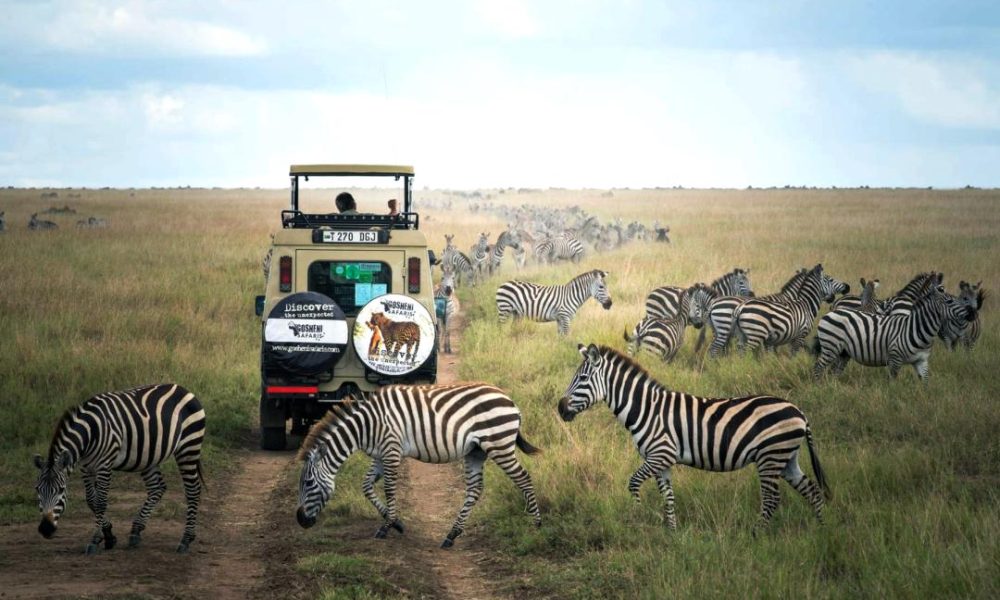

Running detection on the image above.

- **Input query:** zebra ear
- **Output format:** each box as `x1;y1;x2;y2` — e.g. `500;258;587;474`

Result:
33;454;45;470
585;344;601;364
577;343;587;356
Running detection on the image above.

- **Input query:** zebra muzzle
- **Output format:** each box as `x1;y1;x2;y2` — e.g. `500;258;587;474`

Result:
38;516;57;539
602;300;613;310
557;398;576;422
296;506;316;529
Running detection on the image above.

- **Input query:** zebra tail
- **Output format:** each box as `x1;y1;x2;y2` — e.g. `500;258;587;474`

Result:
515;432;542;455
806;425;830;501
196;458;208;492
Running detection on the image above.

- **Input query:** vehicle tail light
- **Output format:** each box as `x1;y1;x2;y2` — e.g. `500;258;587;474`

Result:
279;256;292;292
408;257;420;293
266;385;318;396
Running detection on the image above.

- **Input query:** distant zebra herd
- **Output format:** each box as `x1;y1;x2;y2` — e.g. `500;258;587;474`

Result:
0;210;109;231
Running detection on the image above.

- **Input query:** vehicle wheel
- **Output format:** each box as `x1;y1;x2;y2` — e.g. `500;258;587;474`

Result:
261;426;287;451
260;394;287;451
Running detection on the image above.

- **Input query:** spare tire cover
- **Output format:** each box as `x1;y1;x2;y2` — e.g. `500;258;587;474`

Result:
353;293;435;376
264;292;348;375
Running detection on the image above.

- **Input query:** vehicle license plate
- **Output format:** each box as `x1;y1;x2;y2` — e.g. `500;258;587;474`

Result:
321;230;379;243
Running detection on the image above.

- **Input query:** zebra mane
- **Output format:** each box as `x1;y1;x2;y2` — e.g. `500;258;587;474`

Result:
597;345;658;384
297;400;359;461
47;405;82;464
893;272;937;299
778;269;809;294
572;269;606;284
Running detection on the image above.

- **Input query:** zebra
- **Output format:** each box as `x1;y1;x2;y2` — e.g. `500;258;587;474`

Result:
513;245;527;270
533;232;585;264
439;248;476;287
469;232;491;282
831;278;885;313
0;210;5;232
812;276;975;382
882;272;939;316
645;268;752;321
295;383;542;548
489;229;522;275
623;313;688;363
29;213;58;230
820;273;851;303
691;268;809;357
496;269;613;336
939;280;985;351
33;384;206;554
558;344;830;532
732;264;832;354
434;266;460;353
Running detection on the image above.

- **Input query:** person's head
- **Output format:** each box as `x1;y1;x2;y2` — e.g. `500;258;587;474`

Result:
388;199;397;210
335;192;357;213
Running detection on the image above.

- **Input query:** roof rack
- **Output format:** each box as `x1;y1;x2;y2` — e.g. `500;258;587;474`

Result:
281;210;419;230
287;164;416;227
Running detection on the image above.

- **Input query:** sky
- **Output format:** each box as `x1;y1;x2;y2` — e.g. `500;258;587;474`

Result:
1;0;998;189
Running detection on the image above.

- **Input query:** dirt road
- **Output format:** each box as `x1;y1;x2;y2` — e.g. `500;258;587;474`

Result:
0;311;506;599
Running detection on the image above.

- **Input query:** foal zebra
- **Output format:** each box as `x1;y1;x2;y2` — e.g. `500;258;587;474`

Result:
559;345;829;531
34;384;206;554
496;269;613;336
489;229;521;275
470;232;491;282
813;277;975;382
831;278;884;313
434;266;460;353
733;264;832;354
295;383;542;548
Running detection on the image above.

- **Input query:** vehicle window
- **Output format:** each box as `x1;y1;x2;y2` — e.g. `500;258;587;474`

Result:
307;261;392;316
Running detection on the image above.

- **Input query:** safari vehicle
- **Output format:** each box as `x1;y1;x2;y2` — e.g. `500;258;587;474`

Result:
255;165;437;450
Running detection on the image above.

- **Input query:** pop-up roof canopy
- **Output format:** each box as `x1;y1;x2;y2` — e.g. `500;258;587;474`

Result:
289;164;414;177
284;164;417;230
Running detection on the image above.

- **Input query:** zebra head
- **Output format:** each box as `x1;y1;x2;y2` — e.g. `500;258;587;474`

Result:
33;451;73;539
296;448;335;529
558;344;609;422
821;273;851;303
590;271;613;310
958;280;985;313
686;284;710;329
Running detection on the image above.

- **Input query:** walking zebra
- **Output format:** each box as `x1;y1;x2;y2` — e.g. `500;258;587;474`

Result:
812;276;975;381
559;344;829;531
645;268;752;321
624;313;688;363
295;383;542;548
733;264;832;354
434;266;460;353
496;269;613;336
470;232;491;282
691;268;809;357
534;232;585;264
489;229;521;275
34;384;206;554
938;280;985;351
831;278;884;313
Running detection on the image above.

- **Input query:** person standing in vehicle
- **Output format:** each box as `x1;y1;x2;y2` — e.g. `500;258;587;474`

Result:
336;192;358;214
387;198;399;217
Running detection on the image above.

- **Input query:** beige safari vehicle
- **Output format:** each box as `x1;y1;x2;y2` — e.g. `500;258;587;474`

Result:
256;165;438;450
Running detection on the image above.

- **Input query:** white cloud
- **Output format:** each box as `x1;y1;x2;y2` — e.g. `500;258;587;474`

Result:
40;1;267;57
848;52;1000;130
475;0;539;38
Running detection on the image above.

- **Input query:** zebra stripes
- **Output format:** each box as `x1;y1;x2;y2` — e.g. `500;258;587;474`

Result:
295;383;542;547
34;384;206;554
940;280;985;351
558;344;829;531
624;314;688;363
489;230;521;275
434;266;460;353
813;277;975;382
470;232;491;282
439;248;476;287
733;264;831;354
496;269;613;336
645;268;752;321
831;278;884;313
534;232;585;264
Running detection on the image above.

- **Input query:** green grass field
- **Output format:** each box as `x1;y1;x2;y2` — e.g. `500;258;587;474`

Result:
1;186;997;598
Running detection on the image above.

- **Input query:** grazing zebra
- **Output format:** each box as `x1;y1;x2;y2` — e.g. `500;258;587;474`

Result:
295;383;542;548
29;213;58;230
733;264;832;354
489;229;521;275
692;269;809;357
34;384;206;554
559;344;829;531
645;268;752;321
434;266;460;353
624;314;688;363
496;269;613;336
470;232;491;282
812;277;975;382
939;280;985;350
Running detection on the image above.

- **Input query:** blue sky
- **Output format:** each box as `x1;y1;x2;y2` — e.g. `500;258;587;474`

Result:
1;0;998;188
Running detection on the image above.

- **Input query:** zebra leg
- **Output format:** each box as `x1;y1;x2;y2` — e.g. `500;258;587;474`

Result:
556;314;571;337
781;453;824;523
442;450;486;548
830;354;850;376
83;469;116;554
176;460;202;553
655;468;678;530
374;451;404;539
913;357;930;384
752;459;784;536
128;467;167;548
694;326;708;354
362;459;402;533
490;449;541;528
627;460;661;502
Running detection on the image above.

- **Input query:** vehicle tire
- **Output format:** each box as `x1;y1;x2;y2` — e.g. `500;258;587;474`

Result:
260;394;287;451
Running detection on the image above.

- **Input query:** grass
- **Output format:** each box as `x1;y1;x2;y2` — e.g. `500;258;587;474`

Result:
1;186;998;598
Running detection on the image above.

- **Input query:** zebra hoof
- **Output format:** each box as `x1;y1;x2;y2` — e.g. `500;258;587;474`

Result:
441;538;454;549
104;534;117;550
176;543;190;554
128;534;142;548
85;543;100;555
392;520;405;534
374;524;391;539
